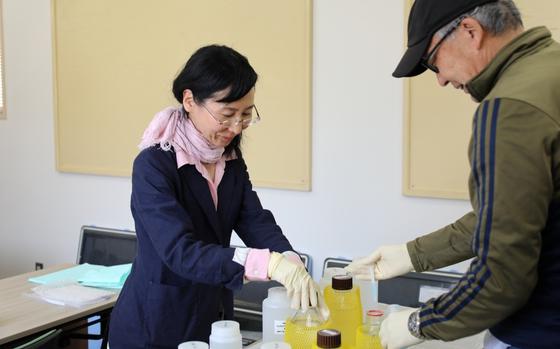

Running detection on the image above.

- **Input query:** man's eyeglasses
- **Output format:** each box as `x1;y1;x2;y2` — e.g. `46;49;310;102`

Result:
201;103;261;128
421;15;466;74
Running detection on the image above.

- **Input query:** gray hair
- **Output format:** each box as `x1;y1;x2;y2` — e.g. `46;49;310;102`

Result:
436;0;523;38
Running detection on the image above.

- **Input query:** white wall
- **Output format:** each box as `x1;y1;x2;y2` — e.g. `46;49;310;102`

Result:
0;0;471;279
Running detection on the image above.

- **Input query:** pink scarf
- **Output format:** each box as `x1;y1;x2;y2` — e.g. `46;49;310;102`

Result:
138;107;225;167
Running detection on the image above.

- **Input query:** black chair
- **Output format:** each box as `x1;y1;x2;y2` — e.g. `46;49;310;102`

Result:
321;257;351;276
66;225;137;349
76;226;137;266
377;270;462;307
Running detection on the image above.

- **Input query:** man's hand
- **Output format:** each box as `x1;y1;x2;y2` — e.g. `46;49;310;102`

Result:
345;244;414;280
380;308;424;349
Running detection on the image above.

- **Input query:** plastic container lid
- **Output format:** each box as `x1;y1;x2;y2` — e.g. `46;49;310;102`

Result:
331;275;353;290
210;320;241;342
316;329;341;348
267;286;288;300
178;341;209;349
260;341;291;349
387;304;404;314
366;310;384;317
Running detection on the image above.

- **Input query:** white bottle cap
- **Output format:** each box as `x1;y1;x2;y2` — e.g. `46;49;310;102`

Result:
209;320;242;349
178;341;209;349
267;286;287;299
387;304;404;314
260;341;291;349
211;320;240;338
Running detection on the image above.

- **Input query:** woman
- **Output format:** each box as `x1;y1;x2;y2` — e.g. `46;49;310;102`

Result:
108;45;321;348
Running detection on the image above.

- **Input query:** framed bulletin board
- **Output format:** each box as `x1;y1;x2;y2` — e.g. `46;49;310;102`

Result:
403;0;560;199
52;0;312;191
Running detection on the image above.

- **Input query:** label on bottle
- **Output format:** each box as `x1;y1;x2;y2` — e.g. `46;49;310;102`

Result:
274;320;286;334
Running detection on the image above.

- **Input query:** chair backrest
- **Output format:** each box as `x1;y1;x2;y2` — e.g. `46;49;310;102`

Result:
12;329;62;349
77;225;137;266
378;270;462;307
321;257;351;276
298;252;311;272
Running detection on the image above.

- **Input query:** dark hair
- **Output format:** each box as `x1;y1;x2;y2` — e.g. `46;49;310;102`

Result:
172;45;258;157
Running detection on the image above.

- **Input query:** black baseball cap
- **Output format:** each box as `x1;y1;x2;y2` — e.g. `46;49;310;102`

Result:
392;0;497;78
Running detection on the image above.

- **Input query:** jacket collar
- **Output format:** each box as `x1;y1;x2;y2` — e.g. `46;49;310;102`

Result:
467;27;553;102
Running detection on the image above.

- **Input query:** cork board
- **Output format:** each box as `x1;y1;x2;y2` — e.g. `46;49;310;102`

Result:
52;0;312;190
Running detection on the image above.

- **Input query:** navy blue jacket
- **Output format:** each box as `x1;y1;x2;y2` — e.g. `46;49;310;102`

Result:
109;146;293;348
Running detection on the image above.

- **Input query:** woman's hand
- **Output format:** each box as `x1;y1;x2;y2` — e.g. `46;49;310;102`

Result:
268;252;327;316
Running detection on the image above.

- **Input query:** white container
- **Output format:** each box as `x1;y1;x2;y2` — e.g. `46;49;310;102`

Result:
209;320;242;349
260;341;291;349
355;278;378;321
262;287;295;342
178;341;209;349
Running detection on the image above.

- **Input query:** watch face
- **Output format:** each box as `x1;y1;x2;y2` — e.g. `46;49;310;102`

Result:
408;310;423;338
408;311;417;331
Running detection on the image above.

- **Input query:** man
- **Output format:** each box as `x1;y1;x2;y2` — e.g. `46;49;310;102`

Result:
347;1;560;348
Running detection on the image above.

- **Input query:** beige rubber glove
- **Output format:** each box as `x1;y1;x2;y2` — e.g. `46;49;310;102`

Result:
345;244;414;280
380;308;423;349
268;252;328;318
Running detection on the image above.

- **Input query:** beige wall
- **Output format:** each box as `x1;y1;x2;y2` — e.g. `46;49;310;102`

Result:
53;0;312;190
0;0;474;279
404;0;560;199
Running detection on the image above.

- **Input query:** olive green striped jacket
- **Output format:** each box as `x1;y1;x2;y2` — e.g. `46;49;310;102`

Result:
407;27;560;346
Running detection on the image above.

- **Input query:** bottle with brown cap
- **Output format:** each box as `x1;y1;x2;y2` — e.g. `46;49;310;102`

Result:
312;329;342;349
323;275;362;348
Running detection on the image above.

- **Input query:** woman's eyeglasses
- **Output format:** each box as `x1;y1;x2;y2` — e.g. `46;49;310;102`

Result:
201;103;261;128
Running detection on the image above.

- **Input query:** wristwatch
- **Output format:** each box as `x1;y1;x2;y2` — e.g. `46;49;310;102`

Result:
407;309;425;339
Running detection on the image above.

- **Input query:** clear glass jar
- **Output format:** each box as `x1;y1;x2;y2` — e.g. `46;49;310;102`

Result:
355;310;384;349
284;307;327;349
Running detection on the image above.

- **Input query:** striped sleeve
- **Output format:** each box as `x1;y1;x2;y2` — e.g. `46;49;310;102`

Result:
416;98;553;340
407;211;476;272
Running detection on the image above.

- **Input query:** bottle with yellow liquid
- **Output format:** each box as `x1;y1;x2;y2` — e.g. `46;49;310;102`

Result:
324;275;362;348
311;329;342;349
284;307;326;349
355;310;384;349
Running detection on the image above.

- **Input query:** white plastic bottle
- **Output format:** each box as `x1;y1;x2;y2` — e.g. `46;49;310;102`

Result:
179;341;209;349
260;341;292;349
262;286;295;342
355;278;378;321
209;320;242;349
